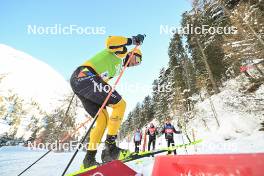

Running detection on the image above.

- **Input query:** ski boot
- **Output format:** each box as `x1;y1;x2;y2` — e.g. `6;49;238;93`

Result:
101;135;127;163
173;150;177;155
83;150;99;168
135;146;139;153
167;149;177;155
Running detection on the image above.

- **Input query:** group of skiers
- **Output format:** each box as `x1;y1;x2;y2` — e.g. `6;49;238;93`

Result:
133;118;181;155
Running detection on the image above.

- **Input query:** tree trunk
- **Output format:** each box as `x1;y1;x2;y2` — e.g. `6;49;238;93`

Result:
196;38;220;94
208;96;220;127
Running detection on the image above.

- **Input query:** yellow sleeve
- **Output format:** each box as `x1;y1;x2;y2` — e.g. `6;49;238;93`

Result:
105;36;132;58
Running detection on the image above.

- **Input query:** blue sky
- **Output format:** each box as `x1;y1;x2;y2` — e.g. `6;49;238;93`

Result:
0;0;191;116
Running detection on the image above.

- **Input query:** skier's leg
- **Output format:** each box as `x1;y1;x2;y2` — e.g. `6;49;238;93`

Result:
153;139;156;150
136;142;140;153
88;109;108;150
83;110;108;168
101;99;127;162
148;139;151;151
107;99;126;135
167;139;171;154
75;94;108;151
171;139;177;155
76;96;108;168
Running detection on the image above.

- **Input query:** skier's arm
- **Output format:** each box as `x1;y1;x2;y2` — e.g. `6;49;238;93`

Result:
105;36;132;58
173;126;182;134
106;36;132;50
155;129;158;135
176;130;182;134
105;35;145;58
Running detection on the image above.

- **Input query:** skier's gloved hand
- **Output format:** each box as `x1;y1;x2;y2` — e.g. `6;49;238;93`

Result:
132;34;146;45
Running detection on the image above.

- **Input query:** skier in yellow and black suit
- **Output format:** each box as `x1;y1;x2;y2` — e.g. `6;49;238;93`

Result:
70;34;145;168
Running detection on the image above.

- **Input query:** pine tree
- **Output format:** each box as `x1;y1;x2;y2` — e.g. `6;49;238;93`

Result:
42;94;76;145
5;93;26;138
221;0;264;79
141;95;154;122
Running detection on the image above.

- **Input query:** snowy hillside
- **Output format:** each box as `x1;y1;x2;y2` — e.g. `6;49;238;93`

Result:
0;44;72;139
0;44;71;110
185;76;264;154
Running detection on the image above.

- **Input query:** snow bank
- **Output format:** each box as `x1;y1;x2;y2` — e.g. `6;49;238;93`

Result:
185;76;264;154
0;119;10;135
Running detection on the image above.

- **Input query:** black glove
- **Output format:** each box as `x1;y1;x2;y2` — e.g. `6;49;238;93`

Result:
132;34;146;45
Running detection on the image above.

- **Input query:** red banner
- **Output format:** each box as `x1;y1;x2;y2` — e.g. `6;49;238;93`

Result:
152;153;264;176
79;160;137;176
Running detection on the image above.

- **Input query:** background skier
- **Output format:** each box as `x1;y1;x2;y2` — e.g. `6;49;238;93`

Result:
133;128;142;153
161;118;181;155
70;34;145;168
146;123;158;151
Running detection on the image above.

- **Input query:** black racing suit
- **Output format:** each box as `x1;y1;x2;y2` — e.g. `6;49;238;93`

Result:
70;66;122;117
147;127;157;151
161;123;181;155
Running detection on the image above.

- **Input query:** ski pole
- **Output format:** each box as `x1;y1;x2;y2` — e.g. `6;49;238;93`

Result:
181;133;188;154
61;45;140;176
17;94;75;176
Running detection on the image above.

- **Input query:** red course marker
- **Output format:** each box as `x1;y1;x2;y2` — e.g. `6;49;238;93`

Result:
79;160;137;176
152;153;264;176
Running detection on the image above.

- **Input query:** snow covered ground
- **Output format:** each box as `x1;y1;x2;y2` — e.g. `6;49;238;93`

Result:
0;146;156;176
0;146;85;176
